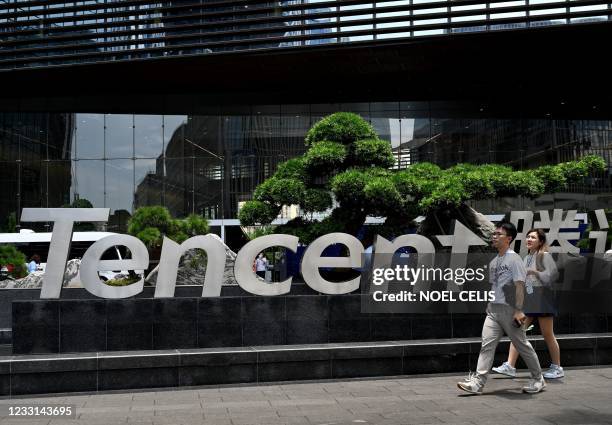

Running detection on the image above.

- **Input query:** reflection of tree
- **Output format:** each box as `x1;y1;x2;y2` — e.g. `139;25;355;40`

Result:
62;198;95;231
1;213;17;233
108;209;132;233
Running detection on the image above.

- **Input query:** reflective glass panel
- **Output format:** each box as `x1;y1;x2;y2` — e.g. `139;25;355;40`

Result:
105;114;134;159
75;114;104;159
135;114;163;158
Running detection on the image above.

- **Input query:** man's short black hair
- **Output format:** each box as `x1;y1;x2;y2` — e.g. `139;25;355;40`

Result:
496;221;518;243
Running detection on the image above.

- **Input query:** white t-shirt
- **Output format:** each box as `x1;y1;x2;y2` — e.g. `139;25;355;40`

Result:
256;257;268;272
524;251;558;289
489;249;527;305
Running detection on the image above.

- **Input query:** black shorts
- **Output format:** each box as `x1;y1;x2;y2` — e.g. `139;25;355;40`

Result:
524;287;557;317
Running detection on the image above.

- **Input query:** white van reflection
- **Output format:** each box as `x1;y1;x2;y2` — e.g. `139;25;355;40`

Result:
0;229;143;284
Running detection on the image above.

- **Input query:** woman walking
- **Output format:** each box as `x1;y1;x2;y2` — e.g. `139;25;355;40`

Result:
492;228;564;379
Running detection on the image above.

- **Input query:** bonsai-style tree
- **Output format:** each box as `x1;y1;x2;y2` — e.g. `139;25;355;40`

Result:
239;112;607;243
128;206;209;251
239;112;399;243
395;156;606;240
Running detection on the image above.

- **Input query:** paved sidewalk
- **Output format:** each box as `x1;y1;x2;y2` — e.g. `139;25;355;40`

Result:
1;367;612;425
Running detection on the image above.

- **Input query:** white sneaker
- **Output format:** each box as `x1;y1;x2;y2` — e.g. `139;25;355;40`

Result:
457;372;484;395
543;364;565;379
522;376;546;394
492;362;516;377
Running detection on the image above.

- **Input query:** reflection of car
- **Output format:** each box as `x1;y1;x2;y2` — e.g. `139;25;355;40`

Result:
0;230;141;282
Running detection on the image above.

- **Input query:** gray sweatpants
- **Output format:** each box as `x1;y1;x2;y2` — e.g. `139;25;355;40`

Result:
476;303;542;385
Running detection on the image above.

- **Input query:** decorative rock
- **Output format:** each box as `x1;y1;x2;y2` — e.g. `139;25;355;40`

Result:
145;234;239;286
8;259;83;289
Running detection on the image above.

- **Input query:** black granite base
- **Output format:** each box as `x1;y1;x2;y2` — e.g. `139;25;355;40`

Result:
0;285;319;329
12;295;612;355
0;333;610;397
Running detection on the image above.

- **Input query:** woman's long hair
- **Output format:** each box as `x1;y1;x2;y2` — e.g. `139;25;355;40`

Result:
526;228;548;271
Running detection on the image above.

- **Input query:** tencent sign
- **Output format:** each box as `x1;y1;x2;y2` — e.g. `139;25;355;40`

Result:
21;208;490;299
21;207;608;300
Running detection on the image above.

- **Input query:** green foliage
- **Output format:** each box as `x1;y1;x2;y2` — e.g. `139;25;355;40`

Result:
558;154;606;181
532;165;567;193
501;170;545;198
136;227;162;249
0;245;27;278
180;214;210;237
305;112;377;145
392;163;442;198
330;169;369;205
364;177;402;215
128;206;174;237
406;162;442;179
274;217;315;243
352;139;395;168
238;200;280;226
308;215;348;241
105;274;141;286
302;188;333;213
460;171;496;200
187;251;208;269
69;198;94;208
246;225;277;241
254;177;305;205
580;154;607;174
275;212;357;245
275;158;307;181
2;212;17;233
418;175;466;211
61;198;95;231
128;206;209;249
524;155;605;195
303;141;347;172
577;209;612;250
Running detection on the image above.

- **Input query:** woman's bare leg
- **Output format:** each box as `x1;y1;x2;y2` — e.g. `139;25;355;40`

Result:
538;316;561;365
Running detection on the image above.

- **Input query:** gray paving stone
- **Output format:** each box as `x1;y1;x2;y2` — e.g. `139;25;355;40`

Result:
200;420;232;425
273;399;338;408
1;366;612;425
126;420;155;425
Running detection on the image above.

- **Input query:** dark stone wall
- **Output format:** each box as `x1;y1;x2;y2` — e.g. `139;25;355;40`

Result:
2;334;612;396
11;295;612;355
0;285;317;329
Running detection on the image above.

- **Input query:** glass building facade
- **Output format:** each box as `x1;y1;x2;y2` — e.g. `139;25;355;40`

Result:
1;101;611;248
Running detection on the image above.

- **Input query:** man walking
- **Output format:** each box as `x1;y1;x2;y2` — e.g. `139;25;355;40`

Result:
457;222;545;394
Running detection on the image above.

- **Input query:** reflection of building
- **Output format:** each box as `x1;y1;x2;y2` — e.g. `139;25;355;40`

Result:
412;118;608;170
0;113;73;230
135;114;309;221
281;1;336;47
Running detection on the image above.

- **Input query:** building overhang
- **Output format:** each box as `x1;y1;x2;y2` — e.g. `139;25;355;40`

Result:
1;22;611;118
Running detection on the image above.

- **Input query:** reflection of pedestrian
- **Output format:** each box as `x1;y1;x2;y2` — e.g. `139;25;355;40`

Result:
457;222;545;395
255;253;268;279
493;228;564;379
27;254;41;273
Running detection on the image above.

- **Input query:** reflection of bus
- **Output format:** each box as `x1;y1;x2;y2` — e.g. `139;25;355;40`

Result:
0;230;132;281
